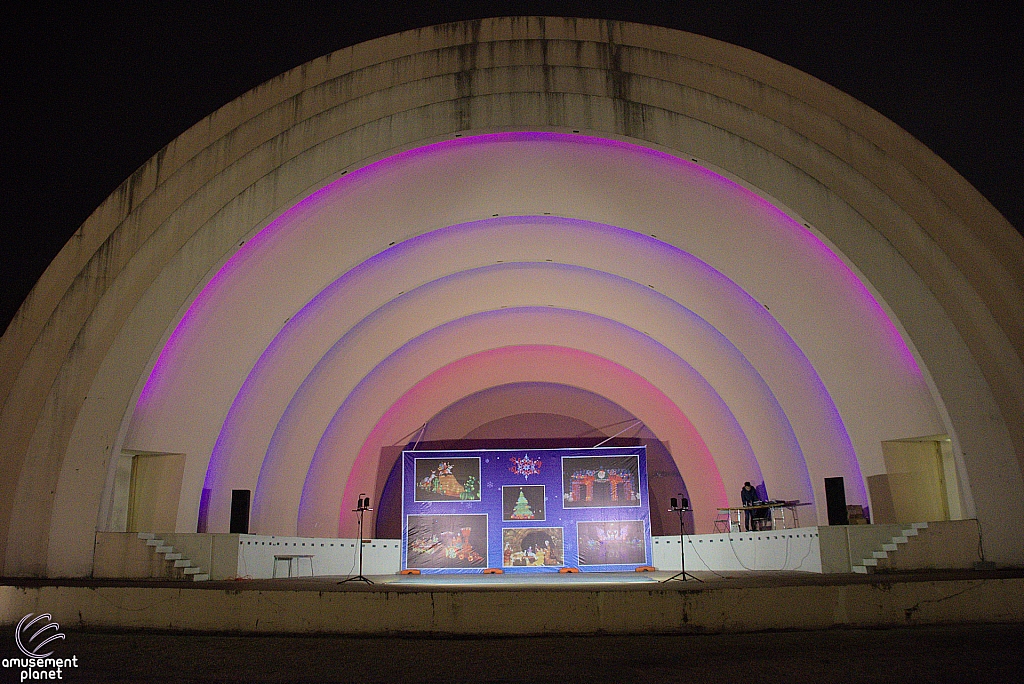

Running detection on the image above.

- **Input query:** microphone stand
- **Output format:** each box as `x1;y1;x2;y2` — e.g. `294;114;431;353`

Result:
662;495;703;583
340;495;374;584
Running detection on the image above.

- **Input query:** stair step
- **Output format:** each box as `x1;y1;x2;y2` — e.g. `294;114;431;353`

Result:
911;522;929;530
164;553;182;561
901;528;919;537
872;551;889;559
137;532;156;540
861;558;879;566
852;565;870;574
173;559;192;568
182;566;204;574
892;536;909;544
155;546;174;553
882;543;898;552
190;573;210;581
145;539;164;546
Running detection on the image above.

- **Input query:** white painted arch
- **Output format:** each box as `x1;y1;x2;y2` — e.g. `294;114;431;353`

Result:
198;215;868;537
0;17;1021;576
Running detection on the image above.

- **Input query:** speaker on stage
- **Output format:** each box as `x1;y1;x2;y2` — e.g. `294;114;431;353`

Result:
230;489;251;534
824;477;849;525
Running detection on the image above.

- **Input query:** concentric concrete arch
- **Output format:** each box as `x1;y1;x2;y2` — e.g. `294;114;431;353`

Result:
201;221;863;538
368;379;694;537
1;17;1022;577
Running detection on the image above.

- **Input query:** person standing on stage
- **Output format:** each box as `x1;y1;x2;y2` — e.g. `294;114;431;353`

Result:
741;481;759;531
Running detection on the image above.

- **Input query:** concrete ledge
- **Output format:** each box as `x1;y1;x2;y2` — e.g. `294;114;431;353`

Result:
3;574;1022;635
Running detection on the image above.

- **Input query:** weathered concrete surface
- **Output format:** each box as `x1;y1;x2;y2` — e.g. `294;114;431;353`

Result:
3;572;1022;636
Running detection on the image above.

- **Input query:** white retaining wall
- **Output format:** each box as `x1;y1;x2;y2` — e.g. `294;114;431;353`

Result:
94;520;982;579
652;529;822;573
236;535;401;579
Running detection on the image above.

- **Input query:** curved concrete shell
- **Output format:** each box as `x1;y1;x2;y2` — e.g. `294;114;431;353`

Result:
1;17;1021;576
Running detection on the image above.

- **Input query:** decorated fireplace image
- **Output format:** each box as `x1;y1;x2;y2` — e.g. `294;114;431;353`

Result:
402;447;652;573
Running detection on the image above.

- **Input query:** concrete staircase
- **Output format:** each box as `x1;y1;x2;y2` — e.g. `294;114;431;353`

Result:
137;532;209;581
852;522;929;574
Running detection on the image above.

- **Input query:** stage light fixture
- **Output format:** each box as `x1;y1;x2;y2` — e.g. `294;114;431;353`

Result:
662;492;702;583
341;493;374;584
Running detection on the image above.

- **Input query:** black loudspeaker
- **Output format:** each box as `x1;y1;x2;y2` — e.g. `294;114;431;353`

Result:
670;497;679;509
824;477;849;525
680;498;689;509
230;489;251;534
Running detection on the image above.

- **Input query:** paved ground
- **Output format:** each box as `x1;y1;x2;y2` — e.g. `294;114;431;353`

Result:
2;622;1022;683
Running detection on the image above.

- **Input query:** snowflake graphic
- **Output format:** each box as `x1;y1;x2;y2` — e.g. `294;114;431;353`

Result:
509;454;541;480
486;481;494;489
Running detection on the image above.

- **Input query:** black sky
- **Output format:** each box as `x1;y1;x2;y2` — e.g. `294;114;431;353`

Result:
2;3;1021;333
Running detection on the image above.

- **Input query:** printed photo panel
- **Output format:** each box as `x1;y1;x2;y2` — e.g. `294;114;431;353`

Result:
502;527;564;567
406;514;488;569
562;455;641;508
502;485;546;521
576;520;647;566
413;457;481;502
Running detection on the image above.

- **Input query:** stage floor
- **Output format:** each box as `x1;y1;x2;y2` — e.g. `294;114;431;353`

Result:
383;570;663;586
11;568;917;592
9;567;1022;590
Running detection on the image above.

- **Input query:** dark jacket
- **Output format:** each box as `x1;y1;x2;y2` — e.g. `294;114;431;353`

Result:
741;486;758;506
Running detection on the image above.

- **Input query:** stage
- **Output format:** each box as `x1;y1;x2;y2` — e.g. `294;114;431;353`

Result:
3;569;1023;637
1;520;1000;635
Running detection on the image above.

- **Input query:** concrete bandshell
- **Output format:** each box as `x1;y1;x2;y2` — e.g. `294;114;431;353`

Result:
198;215;864;539
315;342;733;538
121;137;933;544
0;17;1021;576
298;312;777;537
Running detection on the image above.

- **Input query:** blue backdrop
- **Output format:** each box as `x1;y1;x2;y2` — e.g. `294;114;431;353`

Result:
401;446;652;573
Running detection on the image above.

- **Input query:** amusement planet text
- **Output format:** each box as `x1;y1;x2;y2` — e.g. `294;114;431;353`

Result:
3;655;79;680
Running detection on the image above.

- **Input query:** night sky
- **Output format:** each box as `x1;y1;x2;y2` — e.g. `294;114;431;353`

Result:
3;3;1020;333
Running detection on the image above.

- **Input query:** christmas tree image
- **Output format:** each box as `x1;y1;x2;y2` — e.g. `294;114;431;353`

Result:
510;488;535;519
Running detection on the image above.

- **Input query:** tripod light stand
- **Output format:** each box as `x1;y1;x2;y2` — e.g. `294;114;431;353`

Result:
661;495;703;583
340;494;374;584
